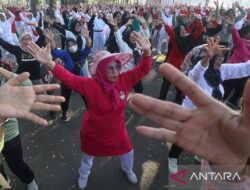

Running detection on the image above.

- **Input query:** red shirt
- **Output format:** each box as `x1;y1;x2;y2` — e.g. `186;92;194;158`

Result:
52;56;152;156
164;24;187;69
164;21;203;70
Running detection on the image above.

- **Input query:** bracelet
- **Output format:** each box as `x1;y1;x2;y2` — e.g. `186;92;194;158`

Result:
0;119;9;126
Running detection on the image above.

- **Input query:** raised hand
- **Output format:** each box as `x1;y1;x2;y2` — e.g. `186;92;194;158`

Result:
138;16;146;25
131;31;151;51
214;0;219;7
43;29;54;42
81;28;89;38
0;73;65;126
129;63;250;168
125;18;134;26
204;37;229;59
27;41;55;69
107;17;118;27
44;16;53;25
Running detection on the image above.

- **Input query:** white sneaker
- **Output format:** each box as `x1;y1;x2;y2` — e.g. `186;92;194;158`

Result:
168;157;178;174
121;168;138;184
78;176;88;189
27;180;38;190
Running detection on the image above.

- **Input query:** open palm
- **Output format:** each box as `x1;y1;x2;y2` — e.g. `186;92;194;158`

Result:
27;42;53;66
0;73;65;126
131;31;151;51
129;63;250;166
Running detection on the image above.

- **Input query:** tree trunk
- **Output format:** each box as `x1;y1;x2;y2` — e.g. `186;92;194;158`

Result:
30;0;38;14
48;0;57;18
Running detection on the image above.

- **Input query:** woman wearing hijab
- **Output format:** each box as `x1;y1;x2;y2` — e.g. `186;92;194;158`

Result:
27;31;152;190
51;19;86;50
109;18;146;93
44;29;91;121
158;16;204;104
0;5;16;61
103;11;122;53
0;33;42;84
167;37;250;174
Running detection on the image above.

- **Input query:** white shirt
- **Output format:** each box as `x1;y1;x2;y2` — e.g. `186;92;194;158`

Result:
182;60;250;109
0;11;15;42
93;17;106;31
54;9;64;25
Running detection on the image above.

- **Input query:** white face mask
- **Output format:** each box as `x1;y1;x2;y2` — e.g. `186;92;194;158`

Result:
68;45;78;53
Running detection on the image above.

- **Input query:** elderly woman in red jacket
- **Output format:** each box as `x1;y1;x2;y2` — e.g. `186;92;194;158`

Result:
26;31;152;190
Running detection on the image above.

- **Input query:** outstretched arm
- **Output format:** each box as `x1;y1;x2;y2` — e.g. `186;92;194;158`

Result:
27;41;89;95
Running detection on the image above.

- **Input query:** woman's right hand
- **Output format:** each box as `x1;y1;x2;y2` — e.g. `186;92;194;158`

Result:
108;18;118;31
131;31;151;55
204;37;229;58
27;42;55;70
43;29;54;42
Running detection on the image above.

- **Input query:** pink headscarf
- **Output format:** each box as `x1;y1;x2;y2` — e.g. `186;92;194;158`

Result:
95;56;122;111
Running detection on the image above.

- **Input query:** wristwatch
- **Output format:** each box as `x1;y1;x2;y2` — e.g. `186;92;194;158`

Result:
0;118;9;126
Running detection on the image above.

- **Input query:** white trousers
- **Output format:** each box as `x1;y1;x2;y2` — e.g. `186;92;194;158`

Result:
81;60;91;78
79;150;134;178
92;31;106;54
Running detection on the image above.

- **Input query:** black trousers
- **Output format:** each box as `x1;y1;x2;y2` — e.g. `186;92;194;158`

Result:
61;83;88;114
158;77;183;104
133;80;143;93
2;135;34;184
219;42;231;63
169;144;183;159
223;76;249;103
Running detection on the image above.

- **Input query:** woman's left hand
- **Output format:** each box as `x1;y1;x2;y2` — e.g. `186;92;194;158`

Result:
81;28;89;38
27;42;55;69
131;31;151;52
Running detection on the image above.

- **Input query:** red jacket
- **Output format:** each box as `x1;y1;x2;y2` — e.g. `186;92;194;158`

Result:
52;56;152;156
164;21;203;69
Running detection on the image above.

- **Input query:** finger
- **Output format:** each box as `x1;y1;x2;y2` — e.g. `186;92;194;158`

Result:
209;37;214;46
33;84;61;94
21;112;48;126
159;64;213;107
129;94;191;121
27;43;40;55
136;126;177;142
35;94;65;103
130;99;182;131
31;102;61;111
7;72;30;86
133;31;143;38
27;41;40;52
206;38;211;48
215;36;220;45
47;43;51;53
242;79;250;123
220;48;230;53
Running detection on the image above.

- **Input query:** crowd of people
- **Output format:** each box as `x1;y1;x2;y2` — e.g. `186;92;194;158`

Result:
0;0;249;189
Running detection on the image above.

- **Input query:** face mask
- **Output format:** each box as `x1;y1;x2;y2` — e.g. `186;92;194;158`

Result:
68;45;78;53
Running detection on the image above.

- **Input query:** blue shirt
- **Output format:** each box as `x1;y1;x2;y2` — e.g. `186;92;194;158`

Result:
51;47;90;76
